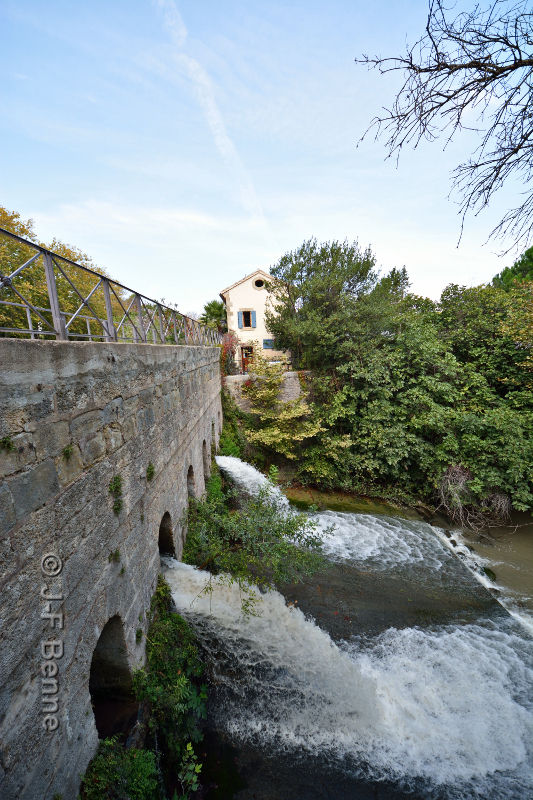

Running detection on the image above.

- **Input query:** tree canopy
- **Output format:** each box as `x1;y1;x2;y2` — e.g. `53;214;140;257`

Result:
0;206;120;339
199;299;227;333
257;238;532;527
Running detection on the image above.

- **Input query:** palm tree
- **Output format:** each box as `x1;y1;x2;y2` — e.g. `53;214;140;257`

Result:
200;299;227;333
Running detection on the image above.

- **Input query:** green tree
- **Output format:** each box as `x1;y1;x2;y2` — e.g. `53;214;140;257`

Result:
436;282;531;398
241;352;323;461
265;238;378;369
199;299;227;333
0;206;122;338
492;246;533;290
261;237;533;524
183;463;326;615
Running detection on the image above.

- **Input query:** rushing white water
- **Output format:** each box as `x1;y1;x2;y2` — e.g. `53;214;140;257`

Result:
216;455;289;510
217;456;533;630
314;510;452;571
186;457;533;797
163;559;533;798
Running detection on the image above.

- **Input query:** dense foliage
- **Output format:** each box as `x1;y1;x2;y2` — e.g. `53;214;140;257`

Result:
80;737;159;800
133;576;206;798
261;239;532;526
242;354;322;460
183;462;325;614
199;299;227;333
80;579;205;800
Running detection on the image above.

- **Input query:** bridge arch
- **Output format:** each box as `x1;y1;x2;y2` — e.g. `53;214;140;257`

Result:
158;511;175;556
89;615;137;739
202;439;210;484
187;465;196;498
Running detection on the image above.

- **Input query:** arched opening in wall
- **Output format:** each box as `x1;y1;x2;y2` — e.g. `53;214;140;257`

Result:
217;410;221;433
187;465;196;499
89;615;138;740
202;440;210;484
211;421;217;456
158;511;175;557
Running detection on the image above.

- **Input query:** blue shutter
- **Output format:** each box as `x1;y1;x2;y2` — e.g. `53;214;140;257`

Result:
238;311;243;329
251;310;256;328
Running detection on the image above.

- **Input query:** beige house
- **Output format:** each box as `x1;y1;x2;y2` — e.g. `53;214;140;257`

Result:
220;269;287;372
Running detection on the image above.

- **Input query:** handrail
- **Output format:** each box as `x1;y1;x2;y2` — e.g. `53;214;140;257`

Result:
0;226;221;346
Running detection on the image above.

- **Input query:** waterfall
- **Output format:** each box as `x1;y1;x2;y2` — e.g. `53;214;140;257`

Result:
168;457;533;799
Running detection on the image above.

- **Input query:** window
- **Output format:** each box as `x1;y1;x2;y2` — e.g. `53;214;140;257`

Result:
238;310;256;329
254;279;264;288
263;339;275;349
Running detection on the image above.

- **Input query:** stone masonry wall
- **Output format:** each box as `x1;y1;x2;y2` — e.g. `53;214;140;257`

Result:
0;339;221;800
224;370;303;412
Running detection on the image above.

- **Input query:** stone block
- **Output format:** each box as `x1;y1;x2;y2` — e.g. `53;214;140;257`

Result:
0;481;16;535
80;432;107;466
104;425;124;453
55;444;84;488
8;460;59;520
0;433;36;479
102;397;124;425
70;410;103;442
33;421;70;460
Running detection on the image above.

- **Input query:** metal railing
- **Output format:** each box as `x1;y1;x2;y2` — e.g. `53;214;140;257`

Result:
0;226;220;346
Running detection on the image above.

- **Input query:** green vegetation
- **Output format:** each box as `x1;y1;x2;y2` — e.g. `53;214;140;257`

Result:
217;389;246;458
146;462;155;482
183;461;326;615
133;576;206;797
242;354;322;460
256;238;533;528
79;737;159;800
199;299;227;333
62;444;73;460
108;549;120;564
492;246;533;291
0;206;125;340
0;435;15;452
109;475;123;515
80;578;205;800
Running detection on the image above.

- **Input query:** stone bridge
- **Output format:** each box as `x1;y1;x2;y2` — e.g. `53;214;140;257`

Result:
0;338;221;800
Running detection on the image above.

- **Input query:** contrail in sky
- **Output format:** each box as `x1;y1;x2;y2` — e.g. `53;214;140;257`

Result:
153;0;265;222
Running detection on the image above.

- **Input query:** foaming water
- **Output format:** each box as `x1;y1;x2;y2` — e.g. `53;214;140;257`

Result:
162;560;533;799
216;457;533;632
315;510;448;571
216;455;289;510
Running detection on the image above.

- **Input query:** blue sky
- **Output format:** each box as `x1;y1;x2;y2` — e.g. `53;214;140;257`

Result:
0;0;518;313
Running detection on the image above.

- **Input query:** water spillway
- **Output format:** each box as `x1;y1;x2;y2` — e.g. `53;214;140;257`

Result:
164;457;533;799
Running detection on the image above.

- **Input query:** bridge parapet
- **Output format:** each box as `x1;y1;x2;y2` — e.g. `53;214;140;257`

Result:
0;226;220;346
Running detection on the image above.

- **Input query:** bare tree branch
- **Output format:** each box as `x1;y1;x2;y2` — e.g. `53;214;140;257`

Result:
356;0;533;252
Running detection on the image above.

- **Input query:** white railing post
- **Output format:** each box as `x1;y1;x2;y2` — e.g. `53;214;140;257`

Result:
134;294;147;342
157;303;165;343
43;252;67;340
102;279;117;342
172;311;178;343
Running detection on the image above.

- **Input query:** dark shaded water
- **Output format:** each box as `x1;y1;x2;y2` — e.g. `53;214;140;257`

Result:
162;457;533;800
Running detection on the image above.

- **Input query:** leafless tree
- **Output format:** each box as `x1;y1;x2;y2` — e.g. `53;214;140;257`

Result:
357;1;533;252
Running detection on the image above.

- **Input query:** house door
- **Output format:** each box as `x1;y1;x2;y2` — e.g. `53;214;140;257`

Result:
241;346;253;373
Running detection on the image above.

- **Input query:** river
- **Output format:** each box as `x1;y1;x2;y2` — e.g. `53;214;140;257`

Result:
162;456;533;800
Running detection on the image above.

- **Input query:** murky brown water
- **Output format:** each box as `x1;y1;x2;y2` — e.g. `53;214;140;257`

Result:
456;515;533;631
